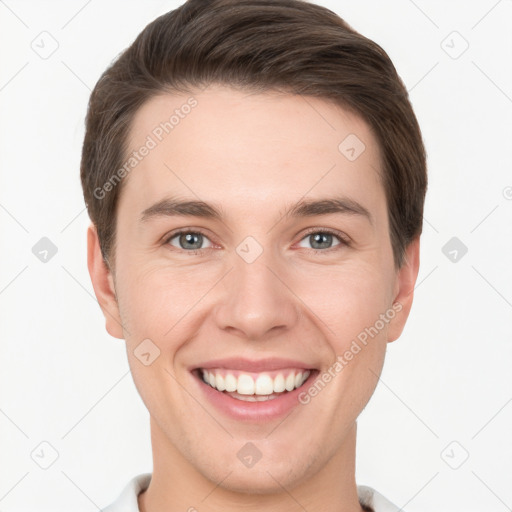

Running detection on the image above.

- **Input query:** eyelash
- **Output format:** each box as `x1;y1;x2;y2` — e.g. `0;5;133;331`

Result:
162;227;351;256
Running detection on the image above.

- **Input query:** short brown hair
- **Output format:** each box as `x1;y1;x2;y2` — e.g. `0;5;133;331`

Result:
80;0;427;270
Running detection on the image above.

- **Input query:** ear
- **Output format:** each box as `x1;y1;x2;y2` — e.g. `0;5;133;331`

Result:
87;222;125;339
387;236;421;343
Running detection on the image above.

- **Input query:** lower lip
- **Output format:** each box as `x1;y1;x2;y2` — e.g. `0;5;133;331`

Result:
192;369;318;422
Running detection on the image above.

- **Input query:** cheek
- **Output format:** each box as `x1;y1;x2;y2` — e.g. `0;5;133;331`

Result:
293;264;392;407
114;263;216;405
116;262;201;335
117;265;192;419
297;264;394;343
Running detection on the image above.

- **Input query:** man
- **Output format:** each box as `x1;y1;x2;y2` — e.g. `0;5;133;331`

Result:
81;0;427;510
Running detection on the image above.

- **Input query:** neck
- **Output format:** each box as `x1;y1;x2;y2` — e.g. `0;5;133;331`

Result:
138;419;364;512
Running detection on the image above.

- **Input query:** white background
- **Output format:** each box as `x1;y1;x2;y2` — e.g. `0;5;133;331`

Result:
1;0;511;510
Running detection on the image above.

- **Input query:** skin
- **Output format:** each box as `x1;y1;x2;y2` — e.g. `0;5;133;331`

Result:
88;84;420;512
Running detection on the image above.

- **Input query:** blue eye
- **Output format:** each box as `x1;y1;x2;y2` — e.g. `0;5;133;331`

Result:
297;229;348;253
163;228;349;255
165;230;213;253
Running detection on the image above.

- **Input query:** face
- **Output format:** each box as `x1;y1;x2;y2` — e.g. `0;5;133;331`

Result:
88;84;419;493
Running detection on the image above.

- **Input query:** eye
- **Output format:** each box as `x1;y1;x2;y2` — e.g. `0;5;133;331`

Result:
296;229;349;253
164;229;213;254
163;228;350;255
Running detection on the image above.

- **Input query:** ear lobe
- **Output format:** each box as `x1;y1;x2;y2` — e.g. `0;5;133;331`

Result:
387;237;421;343
87;223;125;339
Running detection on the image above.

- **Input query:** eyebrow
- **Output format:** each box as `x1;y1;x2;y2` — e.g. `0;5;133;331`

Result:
139;196;372;225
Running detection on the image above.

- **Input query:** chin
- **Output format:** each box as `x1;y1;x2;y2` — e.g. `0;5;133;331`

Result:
201;452;311;495
212;468;295;495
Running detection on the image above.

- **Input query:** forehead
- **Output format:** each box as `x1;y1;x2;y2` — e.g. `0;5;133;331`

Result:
119;84;385;223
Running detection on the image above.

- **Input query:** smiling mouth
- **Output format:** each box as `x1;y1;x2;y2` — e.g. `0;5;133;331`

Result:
192;368;317;402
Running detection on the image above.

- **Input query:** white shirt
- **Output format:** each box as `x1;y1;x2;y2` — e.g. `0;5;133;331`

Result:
102;473;404;512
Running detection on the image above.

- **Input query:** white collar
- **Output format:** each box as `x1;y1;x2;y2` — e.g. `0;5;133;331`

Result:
102;473;403;512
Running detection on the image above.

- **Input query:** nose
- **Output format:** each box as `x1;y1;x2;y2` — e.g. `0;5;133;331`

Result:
213;250;301;341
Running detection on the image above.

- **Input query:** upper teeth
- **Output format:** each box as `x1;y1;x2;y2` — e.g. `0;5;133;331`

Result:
201;369;311;395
